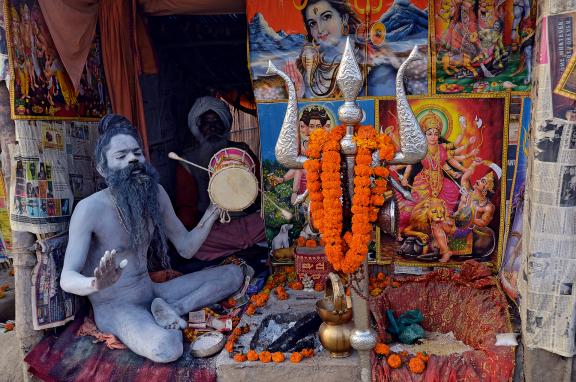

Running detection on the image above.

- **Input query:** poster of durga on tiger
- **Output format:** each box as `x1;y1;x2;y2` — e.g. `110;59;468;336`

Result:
377;94;509;268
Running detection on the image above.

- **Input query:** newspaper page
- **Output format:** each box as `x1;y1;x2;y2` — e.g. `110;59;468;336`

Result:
519;6;576;356
31;234;82;329
65;121;98;199
9;121;74;234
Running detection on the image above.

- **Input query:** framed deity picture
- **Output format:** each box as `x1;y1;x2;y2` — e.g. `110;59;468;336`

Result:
4;0;108;120
376;94;509;269
430;0;535;95
258;99;376;256
246;0;429;102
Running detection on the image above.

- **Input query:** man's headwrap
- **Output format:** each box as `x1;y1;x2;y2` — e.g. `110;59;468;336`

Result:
187;96;232;142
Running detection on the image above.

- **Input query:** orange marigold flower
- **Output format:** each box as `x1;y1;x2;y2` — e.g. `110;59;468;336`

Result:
416;351;430;362
259;351;272;363
305;239;317;248
247;349;259;361
272;352;285;363
290;351;304;363
289;281;304;290
296;237;306;247
300;348;314;358
246;304;257;316
374;343;390;356
387;353;402;368
314;282;325;291
225;341;235;353
408;357;426;374
233;353;247;362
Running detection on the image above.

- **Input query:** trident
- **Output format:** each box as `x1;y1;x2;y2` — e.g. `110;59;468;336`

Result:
267;37;426;382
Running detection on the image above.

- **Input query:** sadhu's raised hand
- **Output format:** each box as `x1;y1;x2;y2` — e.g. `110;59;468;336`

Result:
92;249;127;291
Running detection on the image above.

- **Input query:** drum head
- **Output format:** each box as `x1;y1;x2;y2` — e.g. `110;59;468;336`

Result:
208;167;258;211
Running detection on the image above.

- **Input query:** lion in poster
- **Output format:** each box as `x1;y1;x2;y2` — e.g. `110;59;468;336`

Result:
401;198;456;260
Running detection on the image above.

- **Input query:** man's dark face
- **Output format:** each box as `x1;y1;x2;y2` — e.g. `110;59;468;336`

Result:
199;111;227;143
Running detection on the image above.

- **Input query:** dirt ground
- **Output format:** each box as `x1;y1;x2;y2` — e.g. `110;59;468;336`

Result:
0;330;24;382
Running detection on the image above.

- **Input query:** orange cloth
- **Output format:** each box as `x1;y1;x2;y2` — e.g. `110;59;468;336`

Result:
77;316;126;350
98;0;150;156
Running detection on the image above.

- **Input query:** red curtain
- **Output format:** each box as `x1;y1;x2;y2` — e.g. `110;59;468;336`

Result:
98;0;150;155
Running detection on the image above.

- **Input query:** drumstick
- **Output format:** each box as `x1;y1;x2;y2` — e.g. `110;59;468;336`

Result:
168;152;212;173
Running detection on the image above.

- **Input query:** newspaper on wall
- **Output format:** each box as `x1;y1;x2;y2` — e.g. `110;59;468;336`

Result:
519;7;576;357
9;120;98;234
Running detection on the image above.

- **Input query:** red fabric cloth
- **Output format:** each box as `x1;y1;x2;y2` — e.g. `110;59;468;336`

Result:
370;261;515;382
24;316;217;382
175;165;200;229
194;211;265;261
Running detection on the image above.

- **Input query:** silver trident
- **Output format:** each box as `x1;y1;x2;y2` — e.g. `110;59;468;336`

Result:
267;37;427;382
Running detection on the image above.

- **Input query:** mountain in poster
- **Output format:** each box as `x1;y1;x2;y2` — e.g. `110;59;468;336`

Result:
379;0;428;42
248;13;305;52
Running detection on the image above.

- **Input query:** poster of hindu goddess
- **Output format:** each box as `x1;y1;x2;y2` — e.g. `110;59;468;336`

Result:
377;95;508;267
246;0;429;101
431;0;535;94
5;0;108;120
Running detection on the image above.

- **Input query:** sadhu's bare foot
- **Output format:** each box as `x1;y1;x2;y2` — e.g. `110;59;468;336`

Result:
151;298;187;330
439;251;453;263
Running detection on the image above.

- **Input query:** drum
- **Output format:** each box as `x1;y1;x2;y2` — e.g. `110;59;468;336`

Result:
208;147;256;174
208;148;259;214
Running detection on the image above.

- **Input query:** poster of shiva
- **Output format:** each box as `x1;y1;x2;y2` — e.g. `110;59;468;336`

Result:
5;0;108;120
258;100;375;259
431;0;535;94
377;94;509;268
246;0;429;101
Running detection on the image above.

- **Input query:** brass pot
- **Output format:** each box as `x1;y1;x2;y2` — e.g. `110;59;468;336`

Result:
316;273;353;358
318;321;354;358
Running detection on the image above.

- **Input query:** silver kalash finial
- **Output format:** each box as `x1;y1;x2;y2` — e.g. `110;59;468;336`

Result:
267;60;306;169
389;46;427;164
336;37;363;127
336;37;363;198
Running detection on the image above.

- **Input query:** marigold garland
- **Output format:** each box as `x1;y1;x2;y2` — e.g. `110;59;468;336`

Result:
305;125;395;274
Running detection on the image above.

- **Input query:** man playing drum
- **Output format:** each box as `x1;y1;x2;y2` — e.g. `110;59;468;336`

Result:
60;114;245;362
175;96;265;265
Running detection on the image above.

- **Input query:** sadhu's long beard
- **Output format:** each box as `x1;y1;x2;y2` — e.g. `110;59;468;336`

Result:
106;162;169;269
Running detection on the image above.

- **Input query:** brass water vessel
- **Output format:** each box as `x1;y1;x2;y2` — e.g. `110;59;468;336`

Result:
316;273;353;358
